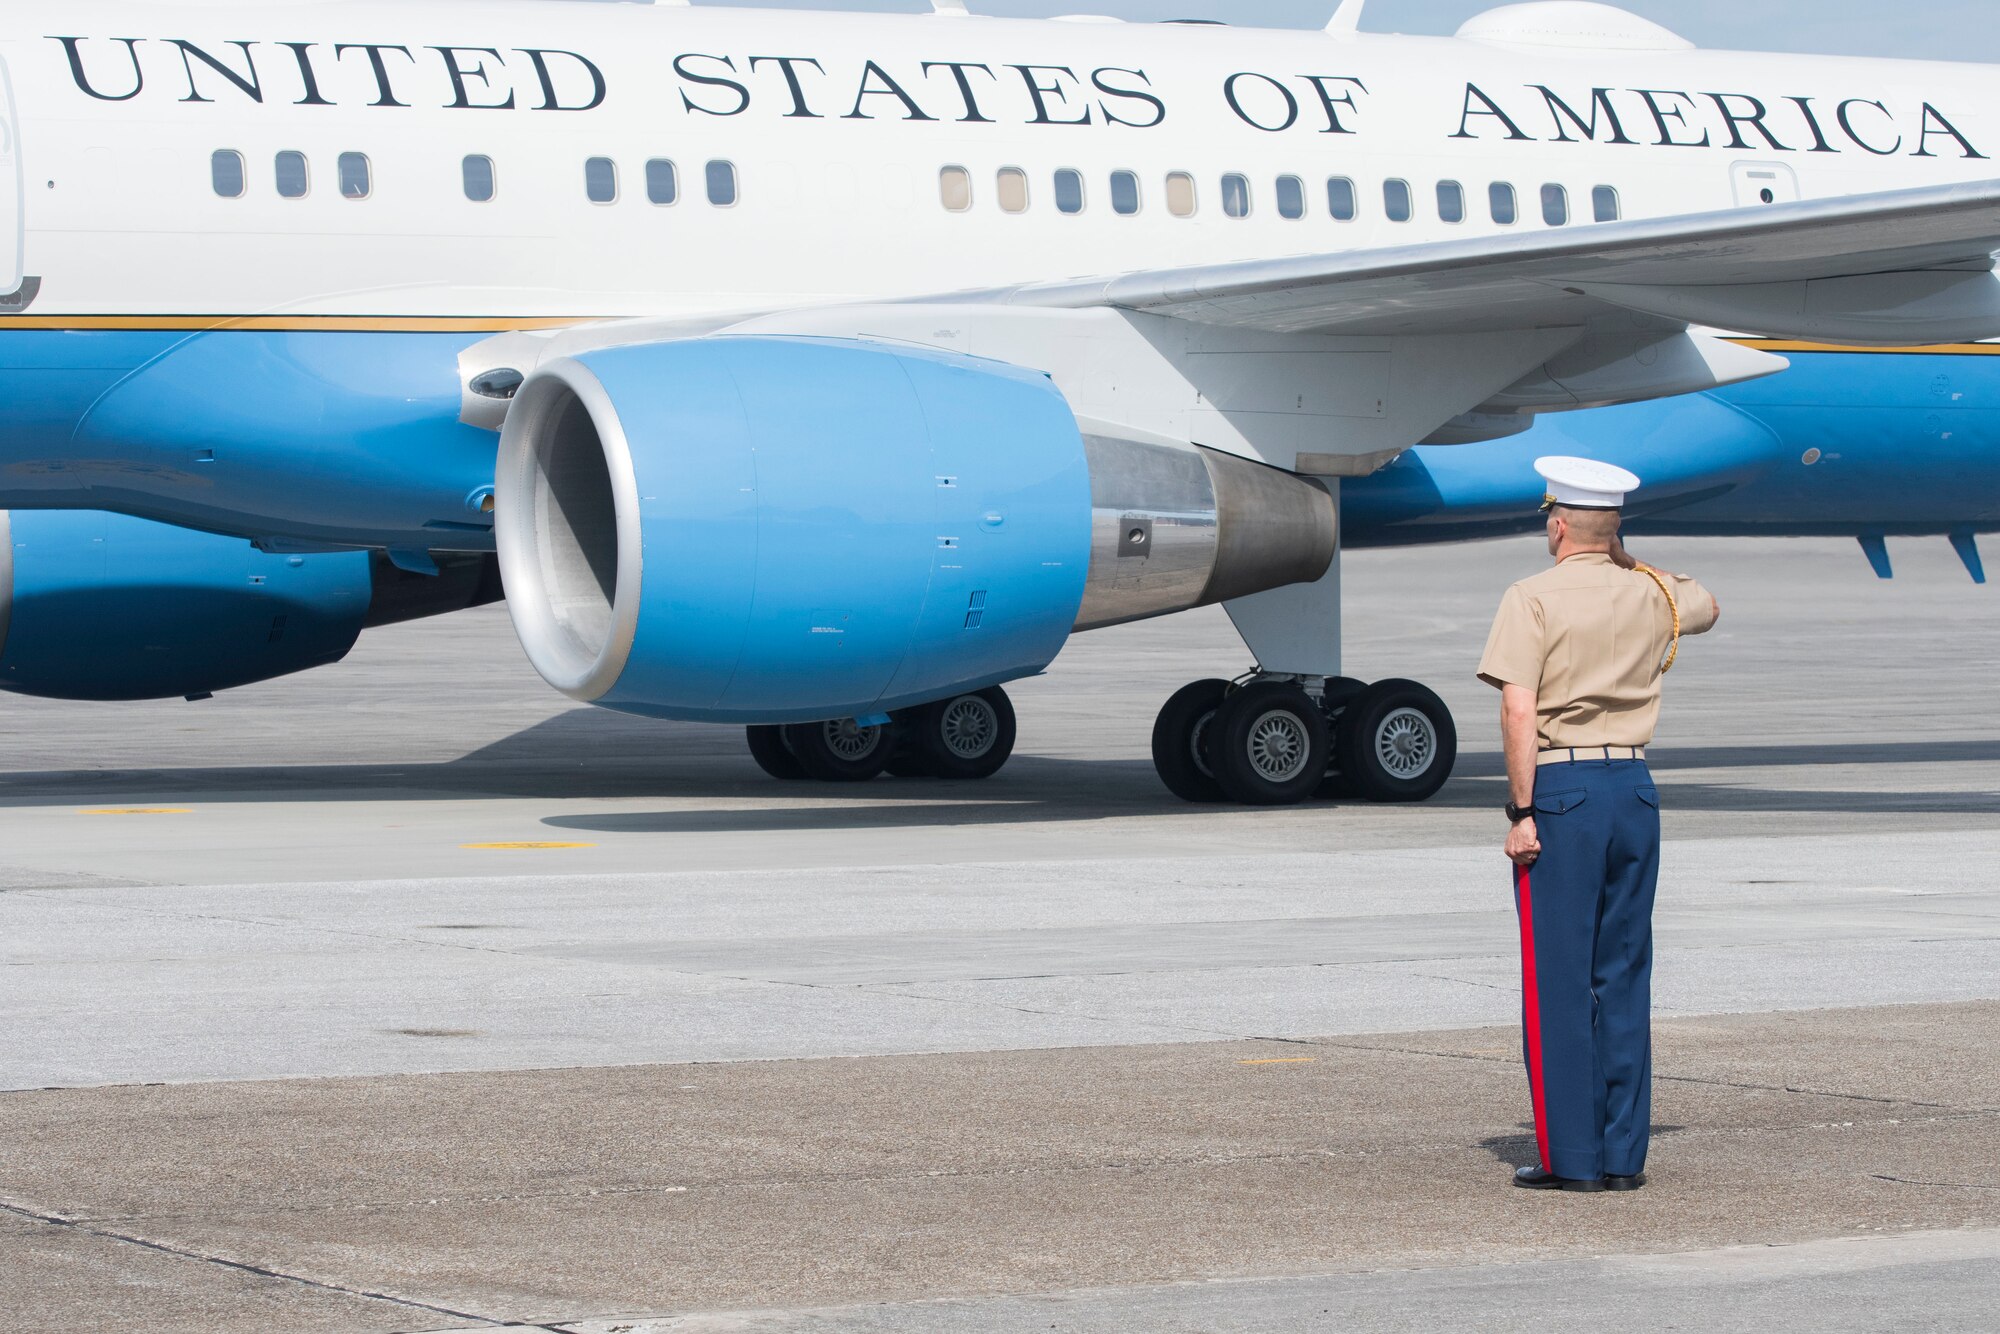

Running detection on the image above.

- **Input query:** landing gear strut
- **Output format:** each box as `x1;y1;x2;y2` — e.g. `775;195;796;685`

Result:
1152;673;1456;807
745;686;1018;785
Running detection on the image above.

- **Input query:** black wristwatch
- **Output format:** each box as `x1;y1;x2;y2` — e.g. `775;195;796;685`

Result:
1506;801;1535;823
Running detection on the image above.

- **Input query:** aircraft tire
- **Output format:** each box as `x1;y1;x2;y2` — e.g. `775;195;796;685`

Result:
1151;678;1231;803
914;687;1017;781
783;718;895;783
1335;679;1457;804
1209;681;1329;807
746;725;808;781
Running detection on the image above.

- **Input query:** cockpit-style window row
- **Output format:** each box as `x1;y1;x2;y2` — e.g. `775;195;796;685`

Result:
208;151;742;209
940;167;1623;227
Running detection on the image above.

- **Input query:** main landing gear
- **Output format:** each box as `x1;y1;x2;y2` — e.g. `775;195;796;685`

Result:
745;686;1019;785
1152;674;1456;807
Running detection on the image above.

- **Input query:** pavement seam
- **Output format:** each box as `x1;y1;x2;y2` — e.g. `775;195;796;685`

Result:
1299;1035;1975;1112
1872;1175;2000;1191
36;1109;1999;1228
0;1198;551;1331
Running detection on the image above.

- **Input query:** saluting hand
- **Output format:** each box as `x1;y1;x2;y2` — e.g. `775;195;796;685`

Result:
1507;816;1541;867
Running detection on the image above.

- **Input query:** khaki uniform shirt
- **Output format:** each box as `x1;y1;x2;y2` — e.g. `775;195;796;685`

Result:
1477;553;1718;750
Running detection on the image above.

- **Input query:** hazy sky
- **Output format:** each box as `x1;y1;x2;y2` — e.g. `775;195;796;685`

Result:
611;0;1996;64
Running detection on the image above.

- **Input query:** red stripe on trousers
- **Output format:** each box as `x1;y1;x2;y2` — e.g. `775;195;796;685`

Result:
1516;861;1552;1171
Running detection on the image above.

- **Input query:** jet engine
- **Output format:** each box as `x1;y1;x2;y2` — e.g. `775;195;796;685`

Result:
0;510;500;701
495;337;1336;724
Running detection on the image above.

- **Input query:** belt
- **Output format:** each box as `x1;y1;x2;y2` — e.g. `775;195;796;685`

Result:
1538;746;1646;767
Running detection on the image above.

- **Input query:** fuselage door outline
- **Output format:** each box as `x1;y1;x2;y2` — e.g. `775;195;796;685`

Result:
0;55;22;295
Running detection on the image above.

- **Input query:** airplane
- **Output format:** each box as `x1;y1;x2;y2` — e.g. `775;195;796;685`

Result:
4;0;2000;810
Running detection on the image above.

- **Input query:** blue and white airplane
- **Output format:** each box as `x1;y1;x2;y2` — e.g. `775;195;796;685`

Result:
2;0;1997;808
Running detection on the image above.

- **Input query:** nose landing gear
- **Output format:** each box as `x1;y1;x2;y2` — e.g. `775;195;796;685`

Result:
1153;673;1456;807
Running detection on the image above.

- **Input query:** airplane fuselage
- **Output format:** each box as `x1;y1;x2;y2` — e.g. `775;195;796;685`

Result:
5;1;2000;324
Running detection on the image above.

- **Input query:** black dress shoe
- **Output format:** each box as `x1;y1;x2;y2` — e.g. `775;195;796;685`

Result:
1606;1172;1647;1191
1513;1165;1606;1193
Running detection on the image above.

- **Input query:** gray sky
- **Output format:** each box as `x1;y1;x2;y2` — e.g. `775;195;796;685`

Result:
612;1;1994;64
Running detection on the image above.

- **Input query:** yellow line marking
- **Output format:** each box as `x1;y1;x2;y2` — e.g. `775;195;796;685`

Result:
0;315;598;333
1239;1057;1318;1065
462;841;597;851
81;808;193;816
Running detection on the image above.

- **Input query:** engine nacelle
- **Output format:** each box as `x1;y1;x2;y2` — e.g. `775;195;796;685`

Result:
496;338;1337;724
0;510;373;701
0;511;503;701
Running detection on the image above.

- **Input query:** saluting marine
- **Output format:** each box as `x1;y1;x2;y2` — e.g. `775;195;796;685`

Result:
1477;457;1721;1194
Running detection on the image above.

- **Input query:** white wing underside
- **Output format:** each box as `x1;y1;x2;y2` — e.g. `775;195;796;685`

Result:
975;178;2000;344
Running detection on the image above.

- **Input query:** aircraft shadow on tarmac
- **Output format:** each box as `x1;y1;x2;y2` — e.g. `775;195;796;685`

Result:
1;711;1996;821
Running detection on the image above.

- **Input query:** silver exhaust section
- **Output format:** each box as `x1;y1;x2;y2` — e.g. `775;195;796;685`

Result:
0;511;11;659
1074;435;1337;633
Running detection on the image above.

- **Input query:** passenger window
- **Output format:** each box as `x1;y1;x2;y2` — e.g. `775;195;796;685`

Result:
1383;178;1412;223
211;149;245;199
1542;183;1569;226
939;165;972;212
1165;172;1197;218
646;159;678;206
1592;185;1621;223
997;167;1029;214
1275;175;1305;220
275;151;309;200
585;157;617;204
463;155;496;203
1221;173;1251;219
707;160;738;207
1437;179;1465;224
1054;168;1085;215
338;152;371;200
1489;182;1518;225
1327;177;1357;222
1110;170;1141;216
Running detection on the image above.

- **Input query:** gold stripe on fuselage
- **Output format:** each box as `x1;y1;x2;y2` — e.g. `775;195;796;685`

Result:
1;320;1999;355
1733;338;2000;356
0;315;597;333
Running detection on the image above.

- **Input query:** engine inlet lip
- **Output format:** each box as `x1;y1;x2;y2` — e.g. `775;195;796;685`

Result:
494;357;643;702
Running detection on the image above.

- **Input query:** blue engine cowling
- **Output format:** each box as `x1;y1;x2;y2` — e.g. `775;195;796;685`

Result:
494;337;1096;725
0;510;499;701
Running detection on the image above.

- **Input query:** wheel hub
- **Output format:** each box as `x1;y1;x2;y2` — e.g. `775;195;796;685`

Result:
1190;711;1218;779
1375;707;1436;780
938;697;998;759
824;720;884;762
1246;709;1313;783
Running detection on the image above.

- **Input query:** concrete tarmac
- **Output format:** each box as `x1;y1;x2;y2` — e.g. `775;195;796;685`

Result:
1;535;1996;1331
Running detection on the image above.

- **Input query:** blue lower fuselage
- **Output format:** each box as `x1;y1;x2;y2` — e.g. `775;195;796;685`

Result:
2;330;1998;554
1345;347;2000;548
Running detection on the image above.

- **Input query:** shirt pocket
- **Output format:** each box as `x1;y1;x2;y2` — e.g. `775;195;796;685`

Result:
1636;786;1660;809
1534;789;1588;816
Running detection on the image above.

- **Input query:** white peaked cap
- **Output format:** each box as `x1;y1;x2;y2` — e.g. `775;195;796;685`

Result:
1536;455;1642;510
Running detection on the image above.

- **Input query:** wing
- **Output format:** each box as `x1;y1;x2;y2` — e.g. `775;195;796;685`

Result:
986;178;2000;344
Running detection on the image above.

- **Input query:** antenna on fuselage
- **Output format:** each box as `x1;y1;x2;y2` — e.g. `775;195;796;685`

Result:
931;0;971;14
1326;0;1365;34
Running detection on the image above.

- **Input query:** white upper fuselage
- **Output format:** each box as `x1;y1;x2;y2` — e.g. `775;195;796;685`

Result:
4;0;1999;322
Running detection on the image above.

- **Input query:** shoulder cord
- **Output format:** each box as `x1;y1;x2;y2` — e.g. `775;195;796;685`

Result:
1637;564;1681;675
